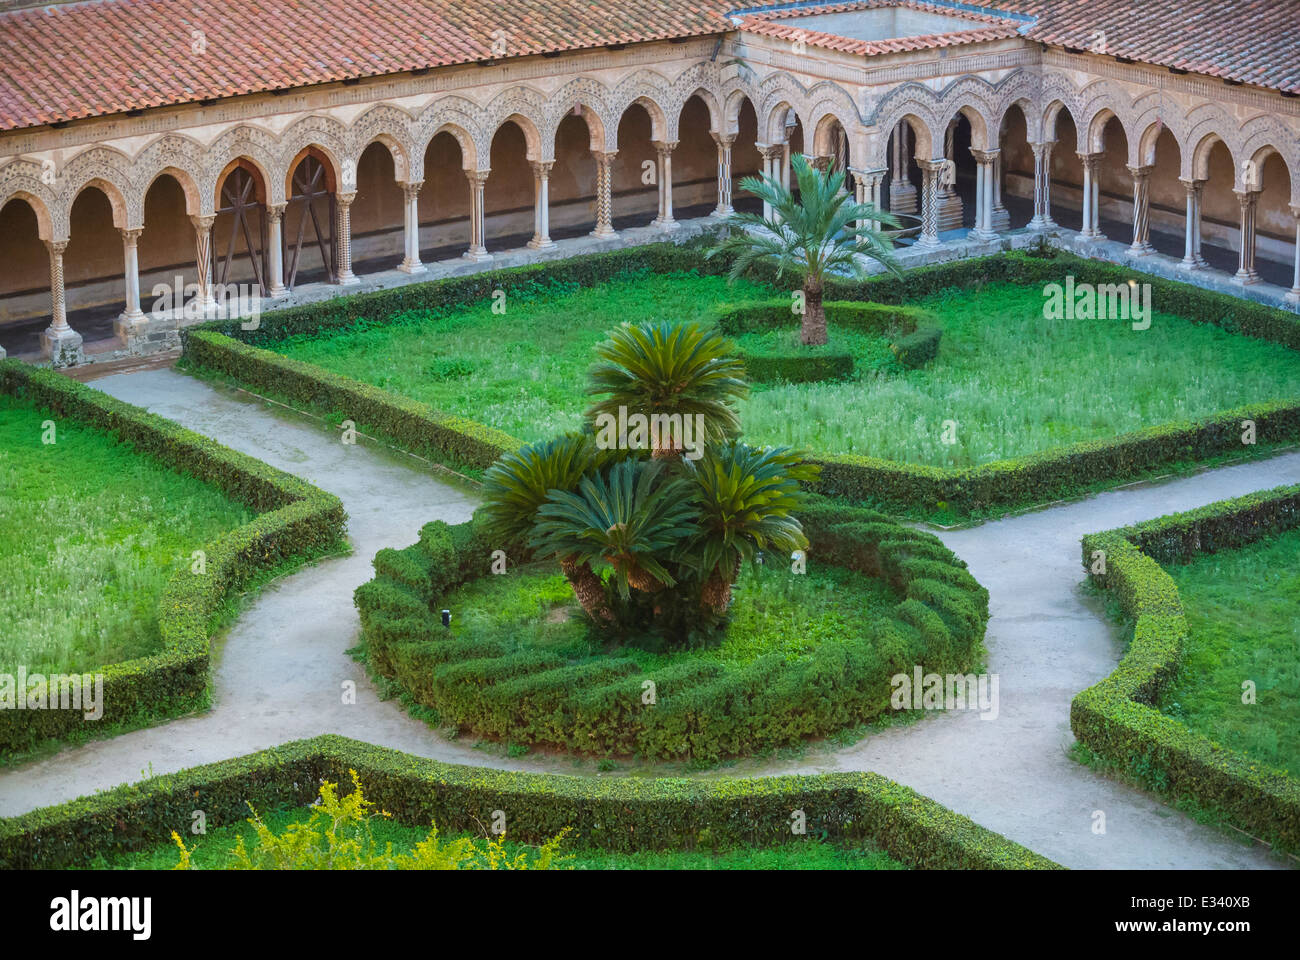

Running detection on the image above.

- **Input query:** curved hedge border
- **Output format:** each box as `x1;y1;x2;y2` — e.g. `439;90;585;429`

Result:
354;497;989;763
1074;483;1300;851
0;360;346;757
0;734;1061;869
715;299;934;382
180;243;1300;514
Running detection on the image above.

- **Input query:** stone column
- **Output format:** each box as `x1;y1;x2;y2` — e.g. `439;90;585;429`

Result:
990;152;1009;231
40;239;83;366
850;166;887;233
1027;141;1056;230
968;149;999;240
1128;165;1154;255
757;143;784;221
591;150;618;239
335;191;360;283
650;140;679;231
1179;178;1206;269
120;227;146;323
1288;204;1300;304
780;140;791;192
915;158;944;248
399;182;426;273
935;126;963;232
1232;189;1261;284
710;132;736;218
266;204;288;296
889;122;918;214
192;215;216;314
527;162;555;250
1077;153;1105;239
463;172;492;262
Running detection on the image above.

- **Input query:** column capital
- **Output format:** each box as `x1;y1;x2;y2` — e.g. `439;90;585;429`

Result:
190;214;216;232
336;190;358;206
465;169;490;188
119;226;144;244
849;165;888;178
1076;150;1104;166
1233;188;1260;204
755;142;784;161
710;130;737;147
968;148;1000;164
530;160;555;177
399;181;424;200
44;238;69;256
1029;139;1057;154
651;139;679;157
915;157;947;173
1177;176;1206;194
591;149;618;164
1127;164;1154;180
266;202;287;221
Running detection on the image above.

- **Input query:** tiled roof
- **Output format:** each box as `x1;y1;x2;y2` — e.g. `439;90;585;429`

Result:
986;0;1300;94
0;0;1295;134
734;1;1025;56
0;0;734;132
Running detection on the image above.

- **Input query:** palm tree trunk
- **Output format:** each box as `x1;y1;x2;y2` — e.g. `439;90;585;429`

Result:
801;278;827;345
700;556;742;615
560;557;614;623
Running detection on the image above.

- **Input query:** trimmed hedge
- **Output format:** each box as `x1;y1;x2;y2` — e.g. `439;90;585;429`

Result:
181;242;1300;515
716;298;931;384
1074;483;1300;851
0;734;1062;870
891;327;942;369
0;360;346;756
354;497;990;763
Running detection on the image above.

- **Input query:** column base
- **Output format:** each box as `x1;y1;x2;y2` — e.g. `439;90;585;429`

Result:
1128;242;1155;257
1178;256;1205;271
40;326;84;368
397;259;426;275
1232;269;1262;285
651;217;681;232
115;311;179;356
268;284;289;297
969;228;1000;243
913;235;942;249
1080;229;1106;242
462;248;493;263
591;225;619;240
710;205;734;219
1285;289;1300;304
1027;216;1050;232
336;271;361;286
526;236;556;251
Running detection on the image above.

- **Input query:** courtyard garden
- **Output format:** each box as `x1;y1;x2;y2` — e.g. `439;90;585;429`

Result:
270;271;1300;470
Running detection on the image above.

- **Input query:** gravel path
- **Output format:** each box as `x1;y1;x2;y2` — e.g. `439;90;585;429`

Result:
1;367;1294;869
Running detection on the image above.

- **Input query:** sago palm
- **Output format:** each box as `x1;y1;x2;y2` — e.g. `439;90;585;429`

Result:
682;443;820;614
479;434;617;622
530;459;697;600
586;321;748;456
708;153;903;346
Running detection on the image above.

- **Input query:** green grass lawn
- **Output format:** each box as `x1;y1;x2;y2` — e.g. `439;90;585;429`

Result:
439;559;899;671
0;394;252;675
91;802;903;870
272;272;1300;469
1159;529;1300;779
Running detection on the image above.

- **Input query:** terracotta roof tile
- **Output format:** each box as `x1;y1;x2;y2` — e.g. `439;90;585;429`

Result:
0;0;733;131
983;0;1300;94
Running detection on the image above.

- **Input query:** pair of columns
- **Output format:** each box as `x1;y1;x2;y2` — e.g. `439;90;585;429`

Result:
1027;140;1057;231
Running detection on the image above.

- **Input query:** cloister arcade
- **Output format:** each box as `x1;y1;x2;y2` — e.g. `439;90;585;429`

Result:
1;61;1298;362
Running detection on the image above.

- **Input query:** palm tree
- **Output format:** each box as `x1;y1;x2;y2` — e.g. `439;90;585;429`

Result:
708;153;903;346
586;321;748;457
530;459;698;600
479;434;617;622
683;443;819;614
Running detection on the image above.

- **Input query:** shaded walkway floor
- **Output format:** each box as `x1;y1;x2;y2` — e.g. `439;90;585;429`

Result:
0;367;1295;869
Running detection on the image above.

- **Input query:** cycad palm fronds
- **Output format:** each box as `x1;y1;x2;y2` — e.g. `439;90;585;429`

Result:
478;433;596;548
530;459;697;598
708;153;904;345
585;320;748;448
683;443;819;611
